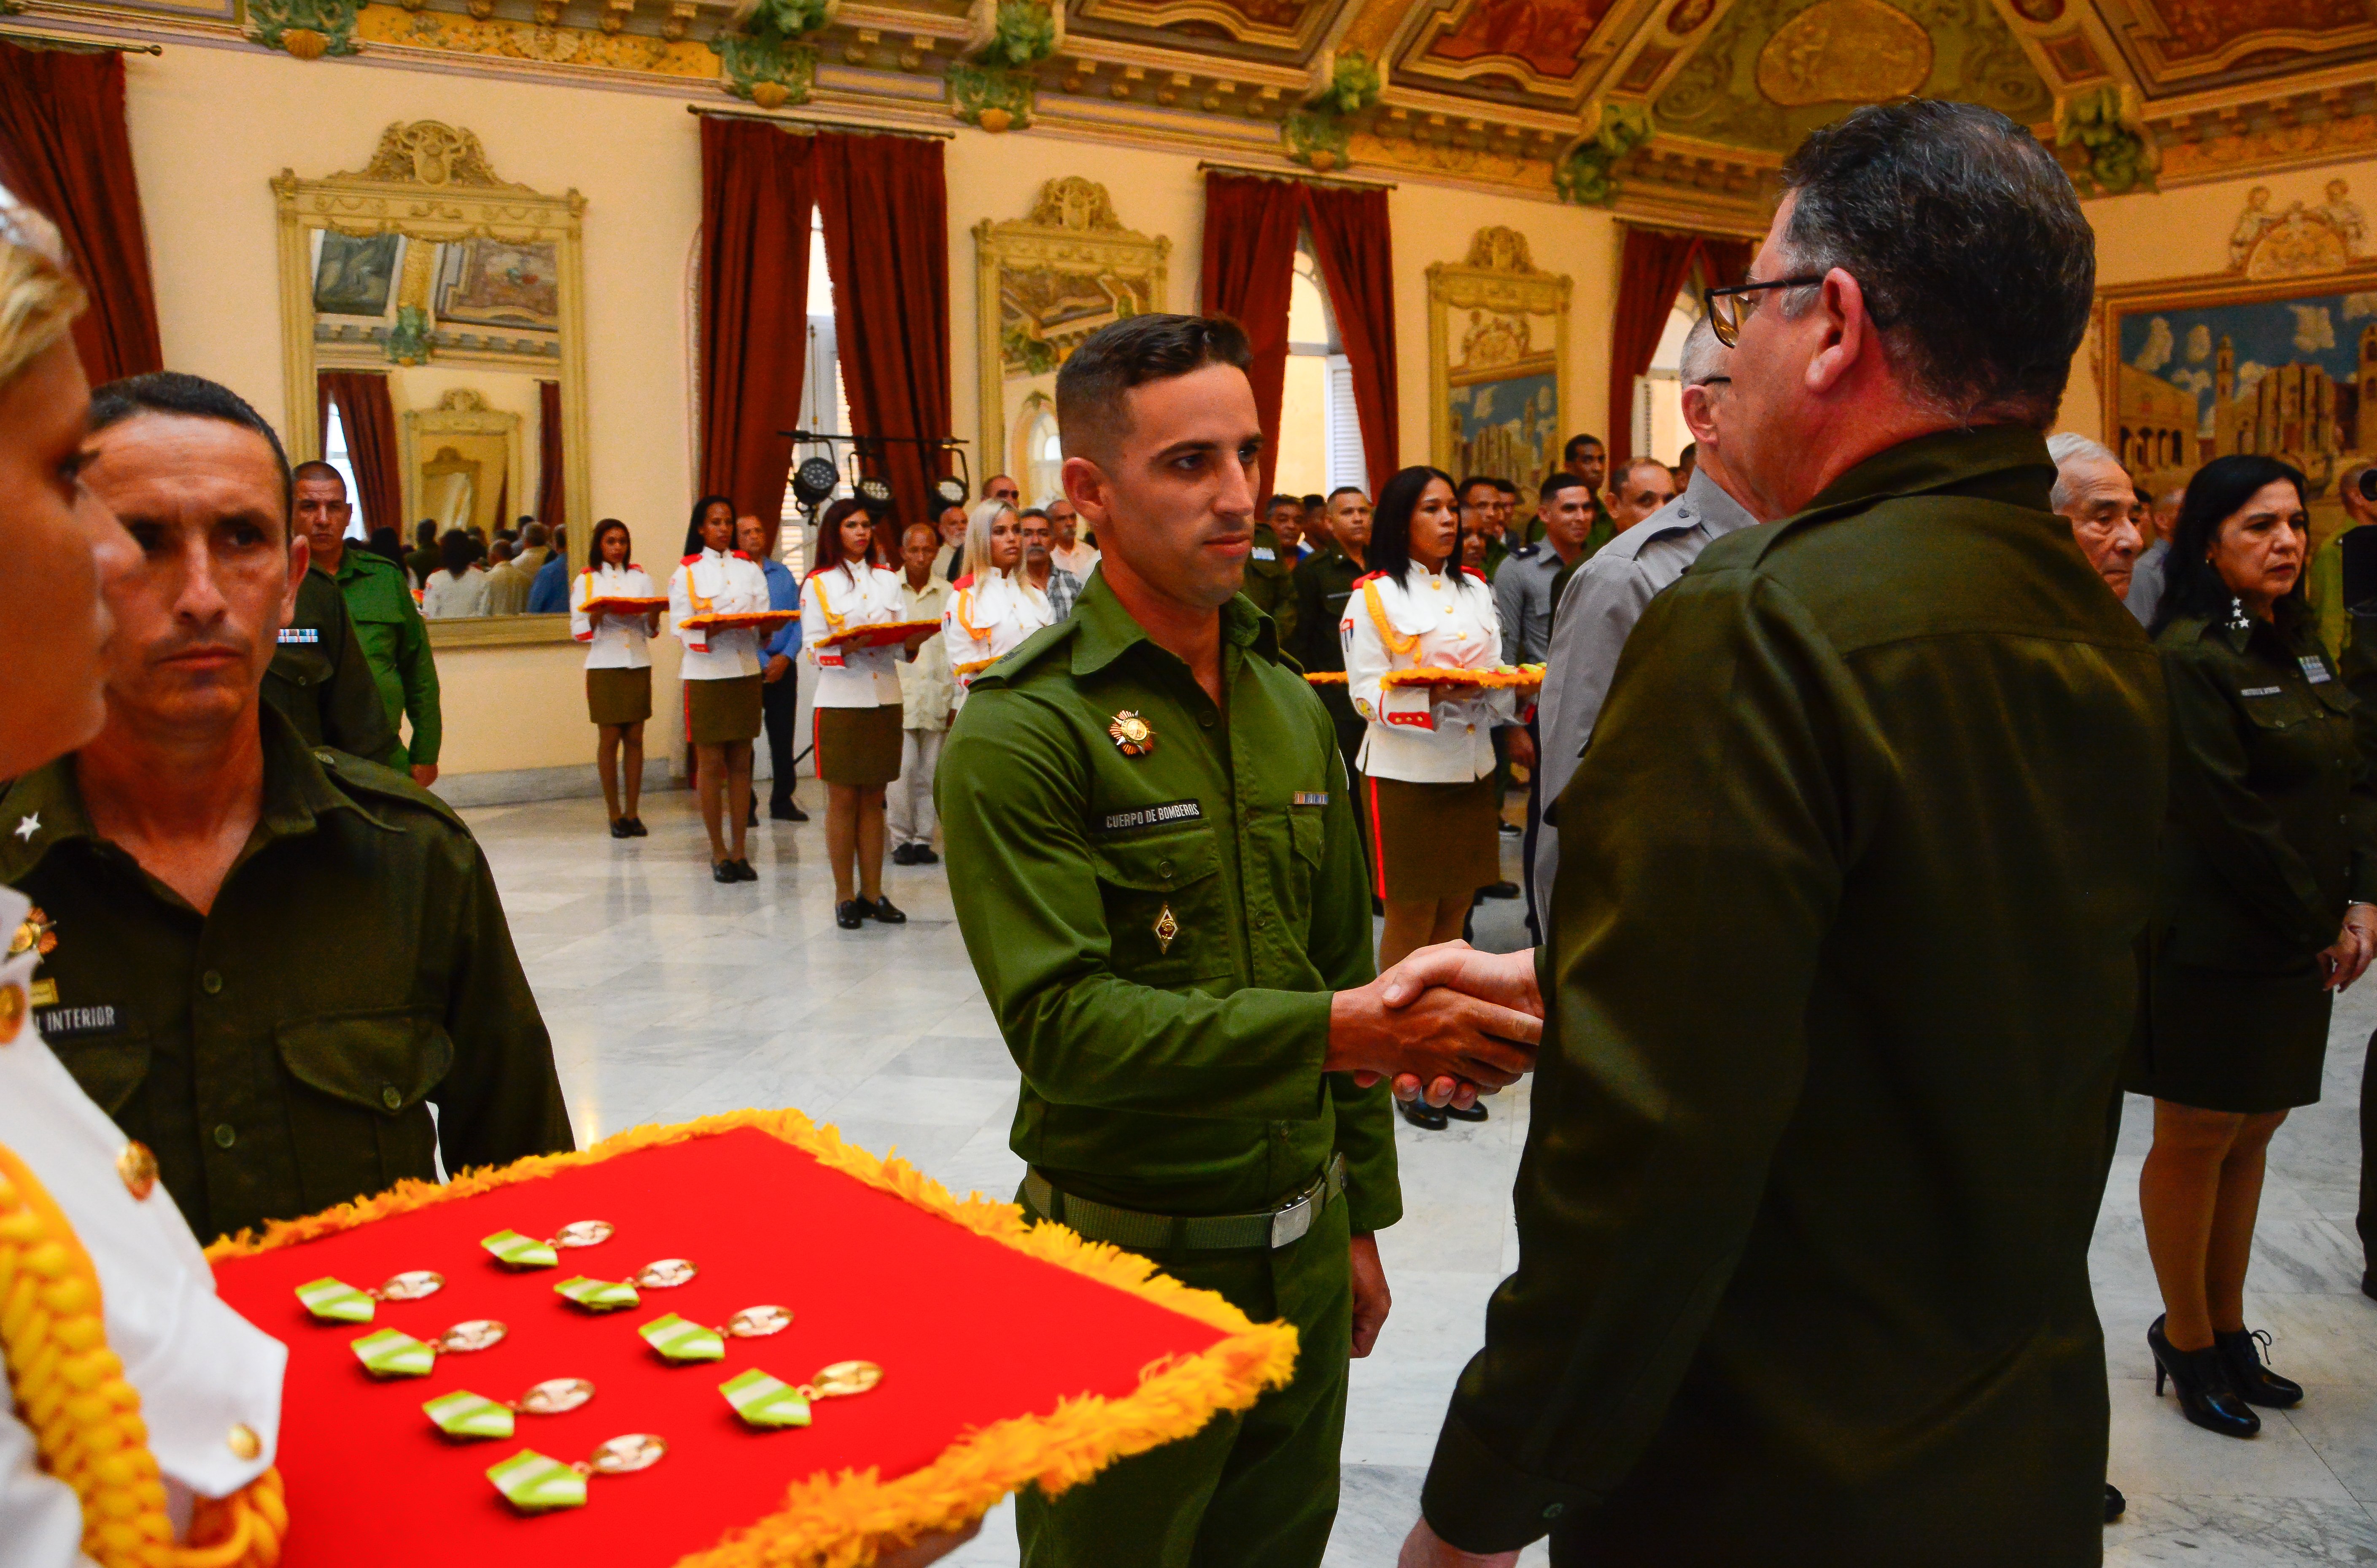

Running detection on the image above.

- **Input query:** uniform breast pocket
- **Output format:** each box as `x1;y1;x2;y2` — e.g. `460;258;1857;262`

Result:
269;645;336;693
1287;809;1328;938
48;1026;151;1118
275;1008;455;1212
2236;685;2315;729
1089;826;1230;987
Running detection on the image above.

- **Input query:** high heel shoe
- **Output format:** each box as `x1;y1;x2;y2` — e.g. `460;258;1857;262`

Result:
2148;1315;2261;1437
2215;1327;2304;1408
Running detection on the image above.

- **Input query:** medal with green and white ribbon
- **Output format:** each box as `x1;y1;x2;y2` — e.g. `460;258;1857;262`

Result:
553;1257;698;1313
482;1219;614;1270
719;1359;884;1429
424;1377;596;1440
350;1317;507;1378
637;1304;791;1363
293;1269;444;1324
487;1432;666;1514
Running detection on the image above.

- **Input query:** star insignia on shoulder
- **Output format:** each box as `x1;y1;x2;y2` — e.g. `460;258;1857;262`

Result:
12;813;37;843
1108;711;1155;757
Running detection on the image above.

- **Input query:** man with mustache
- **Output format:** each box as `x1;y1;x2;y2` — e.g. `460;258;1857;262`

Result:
0;371;573;1245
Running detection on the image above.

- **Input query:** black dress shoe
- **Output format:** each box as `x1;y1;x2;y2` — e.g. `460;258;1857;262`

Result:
713;860;739;884
1398;1097;1448;1131
2148;1314;2261;1437
770;799;808;822
731;859;759;882
870;897;907;924
1477;880;1520;900
609;819;632;839
1444;1100;1489;1122
835;899;865;929
2104;1483;2124;1524
2216;1328;2304;1407
890;843;917;866
911;845;941;865
624;816;648;837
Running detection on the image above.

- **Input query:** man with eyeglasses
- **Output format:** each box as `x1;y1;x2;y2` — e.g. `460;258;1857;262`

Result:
1397;99;2164;1568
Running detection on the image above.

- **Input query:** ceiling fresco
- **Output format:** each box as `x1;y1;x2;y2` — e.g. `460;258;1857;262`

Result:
17;0;2377;223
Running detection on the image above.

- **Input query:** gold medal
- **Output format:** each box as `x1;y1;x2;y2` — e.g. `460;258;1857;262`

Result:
720;1359;885;1429
1154;904;1178;955
487;1432;665;1513
426;1377;596;1440
7;906;55;961
1108;711;1156;757
116;1141;159;1201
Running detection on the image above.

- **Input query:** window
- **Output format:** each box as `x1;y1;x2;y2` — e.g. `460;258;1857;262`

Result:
1631;283;1708;468
778;212;853;576
320;402;369;539
1019;393;1062;508
1275;237;1367;500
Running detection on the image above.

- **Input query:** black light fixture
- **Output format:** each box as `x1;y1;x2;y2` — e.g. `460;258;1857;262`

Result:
854;475;895;517
932;474;968;510
792;456;840;509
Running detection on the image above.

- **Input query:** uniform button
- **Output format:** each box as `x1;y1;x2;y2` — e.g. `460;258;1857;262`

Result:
314;749;336;765
226;1423;261;1460
292;674;309;687
1199;713;1215;728
116;1141;158;1200
380;1085;404;1110
201;970;224;996
212;1123;237;1149
1157;859;1175;879
1543;1503;1566;1520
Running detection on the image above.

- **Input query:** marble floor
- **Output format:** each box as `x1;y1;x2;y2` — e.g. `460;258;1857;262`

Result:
465;787;2377;1566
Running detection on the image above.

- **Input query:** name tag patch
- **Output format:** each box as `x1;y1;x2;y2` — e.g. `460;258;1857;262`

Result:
1293;792;1329;807
1097;800;1203;833
36;1003;120;1039
2302;656;2332;684
276;627;321;645
1251;547;1277;562
2241;686;2284;698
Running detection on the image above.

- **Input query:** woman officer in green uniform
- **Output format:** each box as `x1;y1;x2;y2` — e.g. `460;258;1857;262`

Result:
2135;454;2377;1437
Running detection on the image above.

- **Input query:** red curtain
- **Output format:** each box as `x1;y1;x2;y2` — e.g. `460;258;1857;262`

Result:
317;371;401;543
815;133;950;523
536;378;565;533
1301;183;1399;502
698;116;815;520
0;43;162;385
1605;228;1755;474
1199;174;1304;501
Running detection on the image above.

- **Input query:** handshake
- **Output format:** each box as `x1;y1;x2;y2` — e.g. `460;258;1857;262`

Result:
1326;942;1545;1110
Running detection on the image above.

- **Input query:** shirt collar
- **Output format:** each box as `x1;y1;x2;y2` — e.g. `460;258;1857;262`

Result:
1066;568;1274;679
1794;426;2055;523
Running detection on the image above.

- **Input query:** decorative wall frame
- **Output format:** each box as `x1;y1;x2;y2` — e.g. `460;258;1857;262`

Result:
1427;226;1572;505
400;388;526;546
973;178;1170;497
274;120;591;647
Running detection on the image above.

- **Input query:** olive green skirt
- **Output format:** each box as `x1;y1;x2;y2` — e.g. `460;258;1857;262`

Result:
683;673;763;746
2129;958;2332;1113
585;666;652;727
1365;773;1501;903
814;703;905;786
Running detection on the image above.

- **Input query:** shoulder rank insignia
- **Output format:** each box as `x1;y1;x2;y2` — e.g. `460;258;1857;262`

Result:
1108;711;1156;757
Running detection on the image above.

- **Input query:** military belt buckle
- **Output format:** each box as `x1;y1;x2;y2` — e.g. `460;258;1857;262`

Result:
1269;1191;1316;1249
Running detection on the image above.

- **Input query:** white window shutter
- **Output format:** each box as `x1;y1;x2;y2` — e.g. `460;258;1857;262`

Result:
1325;354;1367;492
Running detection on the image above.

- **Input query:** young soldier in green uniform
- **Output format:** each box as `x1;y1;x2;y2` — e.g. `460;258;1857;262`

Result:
1397;102;2168;1568
1238;498;1299;648
263;553;401;765
0;372;572;1244
294;462;443;785
937;315;1539;1568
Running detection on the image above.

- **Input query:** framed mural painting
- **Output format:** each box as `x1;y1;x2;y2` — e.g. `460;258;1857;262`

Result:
974;178;1170;507
1428;227;1572;519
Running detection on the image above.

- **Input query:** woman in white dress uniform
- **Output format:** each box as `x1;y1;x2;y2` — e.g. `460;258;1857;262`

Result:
672;494;771;884
1342;464;1517;1021
941;498;1052;709
571;517;662;839
0;183;288;1568
803;498;930;929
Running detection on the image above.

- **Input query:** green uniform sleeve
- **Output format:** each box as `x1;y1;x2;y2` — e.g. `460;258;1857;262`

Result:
1307;716;1398;1233
939;689;1335;1123
325;594;402;766
429;835;574;1171
393;590;442;767
1288;559;1334;672
2162;646;2332;951
1420;568;1845;1551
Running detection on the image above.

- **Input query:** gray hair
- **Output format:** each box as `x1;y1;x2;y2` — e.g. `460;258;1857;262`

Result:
2046;431;2123;511
1678;313;1728;389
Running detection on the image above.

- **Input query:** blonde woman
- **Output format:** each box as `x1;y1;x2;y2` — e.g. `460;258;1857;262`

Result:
941;496;1052;707
0;184;289;1565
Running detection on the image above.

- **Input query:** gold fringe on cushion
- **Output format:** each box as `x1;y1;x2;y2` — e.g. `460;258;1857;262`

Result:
205;1109;1300;1567
0;1143;287;1568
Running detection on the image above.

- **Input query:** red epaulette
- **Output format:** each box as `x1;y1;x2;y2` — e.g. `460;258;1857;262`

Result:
681;553;703;566
629;562;642;572
1461;566;1490;584
1351;570;1389;587
953;573;976;590
733;550;755;561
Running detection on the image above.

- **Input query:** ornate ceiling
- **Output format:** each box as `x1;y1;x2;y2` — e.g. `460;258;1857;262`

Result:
16;0;2377;224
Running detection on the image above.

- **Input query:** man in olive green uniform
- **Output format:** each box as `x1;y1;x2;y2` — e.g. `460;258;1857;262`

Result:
1287;488;1373;871
1239;504;1299;648
295;461;443;786
0;373;571;1244
263;563;400;765
1400;103;2167;1568
938;315;1537;1568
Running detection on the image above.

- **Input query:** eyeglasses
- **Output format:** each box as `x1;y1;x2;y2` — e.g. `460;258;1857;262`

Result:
1704;276;1827;346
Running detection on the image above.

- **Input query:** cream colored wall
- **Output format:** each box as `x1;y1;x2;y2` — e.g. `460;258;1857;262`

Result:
2060;155;2377;442
122;43;704;777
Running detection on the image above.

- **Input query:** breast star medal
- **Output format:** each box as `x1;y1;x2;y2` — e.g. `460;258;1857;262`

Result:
1108;711;1156;757
1154;904;1179;955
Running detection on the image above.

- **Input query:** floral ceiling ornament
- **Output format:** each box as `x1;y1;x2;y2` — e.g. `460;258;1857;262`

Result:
711;0;836;108
1283;50;1384;171
1555;101;1653;207
246;0;362;58
2056;84;2159;197
949;0;1064;131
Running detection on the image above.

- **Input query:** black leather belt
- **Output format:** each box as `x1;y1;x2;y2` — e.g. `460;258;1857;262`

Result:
1022;1154;1347;1252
